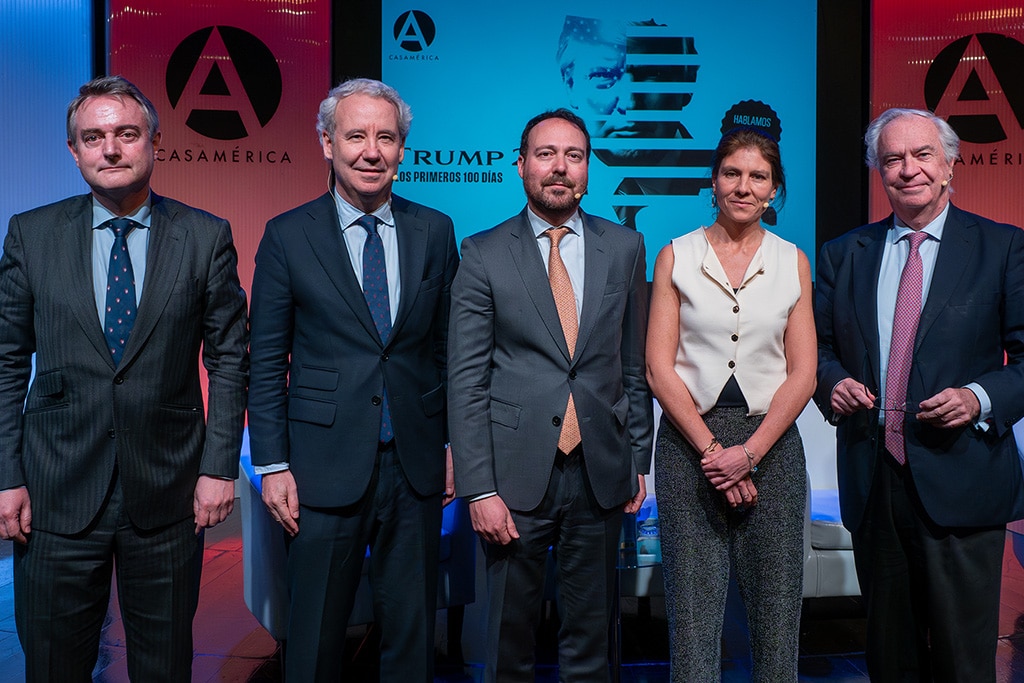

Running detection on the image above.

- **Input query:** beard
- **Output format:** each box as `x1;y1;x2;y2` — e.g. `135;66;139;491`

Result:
527;174;581;215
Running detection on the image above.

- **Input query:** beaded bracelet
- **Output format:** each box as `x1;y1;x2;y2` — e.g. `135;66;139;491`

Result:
742;444;758;474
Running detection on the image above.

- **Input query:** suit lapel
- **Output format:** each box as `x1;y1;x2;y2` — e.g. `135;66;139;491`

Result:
853;220;888;390
61;196;116;369
391;196;426;344
574;212;609;364
302;193;381;343
120;194;185;369
916;205;974;349
507;211;572;362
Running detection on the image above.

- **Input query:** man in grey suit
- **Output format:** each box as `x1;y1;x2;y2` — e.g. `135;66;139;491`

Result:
248;78;459;681
448;108;653;681
0;76;249;681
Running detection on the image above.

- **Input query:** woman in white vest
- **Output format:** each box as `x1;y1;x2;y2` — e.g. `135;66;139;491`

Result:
646;127;816;682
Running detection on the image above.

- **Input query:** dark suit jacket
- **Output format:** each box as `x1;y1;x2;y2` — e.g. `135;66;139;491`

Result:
448;209;653;511
0;194;249;534
814;204;1024;532
247;193;459;506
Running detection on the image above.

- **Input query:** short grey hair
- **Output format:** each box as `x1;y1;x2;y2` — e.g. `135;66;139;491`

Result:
316;78;412;142
67;75;160;146
864;108;959;170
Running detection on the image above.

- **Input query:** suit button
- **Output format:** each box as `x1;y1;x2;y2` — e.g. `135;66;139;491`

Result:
113;376;124;385
381;353;389;361
728;360;735;368
552;416;562;427
569;370;577;380
371;395;382;406
731;334;738;342
107;429;116;439
733;305;740;314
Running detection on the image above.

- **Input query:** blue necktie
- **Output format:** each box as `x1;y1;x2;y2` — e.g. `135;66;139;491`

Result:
358;214;394;442
103;218;137;366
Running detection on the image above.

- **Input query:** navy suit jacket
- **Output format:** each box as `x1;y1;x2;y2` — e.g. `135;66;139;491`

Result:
448;209;653;511
0;194;249;533
247;193;459;507
814;204;1024;531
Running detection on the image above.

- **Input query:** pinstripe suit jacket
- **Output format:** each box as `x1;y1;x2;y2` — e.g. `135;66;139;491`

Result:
0;193;249;534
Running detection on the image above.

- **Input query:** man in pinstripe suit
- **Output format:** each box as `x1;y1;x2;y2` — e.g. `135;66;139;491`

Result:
0;76;249;681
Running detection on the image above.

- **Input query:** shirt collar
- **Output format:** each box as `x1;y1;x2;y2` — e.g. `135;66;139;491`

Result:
890;202;949;245
527;206;583;240
333;190;395;232
91;193;153;230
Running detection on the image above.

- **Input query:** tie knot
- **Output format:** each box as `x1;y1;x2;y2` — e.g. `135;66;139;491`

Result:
356;214;378;236
905;230;928;251
546;226;571;248
106;217;135;238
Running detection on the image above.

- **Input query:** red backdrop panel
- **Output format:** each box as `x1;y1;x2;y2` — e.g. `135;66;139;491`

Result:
871;1;1024;226
109;0;331;296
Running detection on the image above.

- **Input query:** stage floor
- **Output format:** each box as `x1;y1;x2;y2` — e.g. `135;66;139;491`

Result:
4;505;1024;681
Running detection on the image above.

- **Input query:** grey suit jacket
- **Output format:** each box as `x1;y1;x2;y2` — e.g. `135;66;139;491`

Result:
0;193;249;533
248;193;459;507
448;209;653;511
814;204;1024;531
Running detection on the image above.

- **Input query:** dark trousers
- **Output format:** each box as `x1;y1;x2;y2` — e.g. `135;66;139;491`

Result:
483;447;622;683
853;451;1005;683
14;472;203;683
283;443;443;683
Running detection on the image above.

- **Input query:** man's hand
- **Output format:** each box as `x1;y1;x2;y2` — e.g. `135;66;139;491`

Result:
917;387;980;428
261;470;300;536
193;476;235;534
624;474;647;514
443;445;456;507
831;378;876;416
0;486;31;544
469;495;519;545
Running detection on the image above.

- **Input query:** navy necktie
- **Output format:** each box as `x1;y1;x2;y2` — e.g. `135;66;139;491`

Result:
358;214;394;442
103;218;138;366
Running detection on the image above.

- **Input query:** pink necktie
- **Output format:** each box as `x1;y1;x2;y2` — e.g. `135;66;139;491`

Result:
884;230;928;465
546;227;581;453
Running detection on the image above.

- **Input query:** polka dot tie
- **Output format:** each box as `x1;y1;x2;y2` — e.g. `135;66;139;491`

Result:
545;227;581;453
884;230;928;465
358;214;393;442
103;218;137;366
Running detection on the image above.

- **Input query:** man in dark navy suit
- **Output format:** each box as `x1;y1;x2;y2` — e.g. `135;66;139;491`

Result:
815;107;1024;682
248;78;458;682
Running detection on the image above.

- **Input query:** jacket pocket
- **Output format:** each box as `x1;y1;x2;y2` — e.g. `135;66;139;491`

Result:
288;396;337;426
490;398;521;429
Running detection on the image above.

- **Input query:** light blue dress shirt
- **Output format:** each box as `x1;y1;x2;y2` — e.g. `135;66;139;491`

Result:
91;198;151;325
527;207;585;319
335;192;401;325
875;203;990;424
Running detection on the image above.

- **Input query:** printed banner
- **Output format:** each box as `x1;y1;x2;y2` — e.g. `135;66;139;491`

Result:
109;0;331;294
382;1;818;273
871;1;1024;226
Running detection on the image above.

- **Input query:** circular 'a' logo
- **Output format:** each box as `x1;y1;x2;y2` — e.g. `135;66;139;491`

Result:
924;33;1024;144
166;26;282;140
394;10;436;52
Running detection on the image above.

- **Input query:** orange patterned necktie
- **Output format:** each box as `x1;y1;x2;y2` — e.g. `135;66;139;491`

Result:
546;227;581;452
